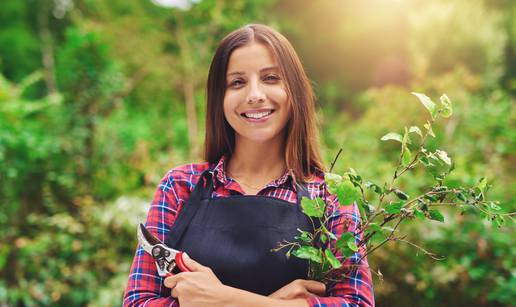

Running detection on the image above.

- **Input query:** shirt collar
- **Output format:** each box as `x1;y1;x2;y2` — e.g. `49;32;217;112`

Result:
209;155;298;192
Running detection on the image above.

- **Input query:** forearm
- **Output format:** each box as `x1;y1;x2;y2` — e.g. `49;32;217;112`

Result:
222;285;309;307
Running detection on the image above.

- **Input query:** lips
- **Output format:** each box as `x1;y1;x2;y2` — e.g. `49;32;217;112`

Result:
240;109;275;123
240;109;275;119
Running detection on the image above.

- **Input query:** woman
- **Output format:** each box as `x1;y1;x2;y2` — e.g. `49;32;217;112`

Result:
124;24;374;307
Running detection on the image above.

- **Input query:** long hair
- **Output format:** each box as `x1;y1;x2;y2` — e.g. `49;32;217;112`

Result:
204;24;325;182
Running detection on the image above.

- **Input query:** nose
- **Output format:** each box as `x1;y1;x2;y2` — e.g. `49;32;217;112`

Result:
246;77;266;104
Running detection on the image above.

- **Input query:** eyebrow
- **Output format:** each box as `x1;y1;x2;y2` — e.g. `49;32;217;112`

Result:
227;66;279;77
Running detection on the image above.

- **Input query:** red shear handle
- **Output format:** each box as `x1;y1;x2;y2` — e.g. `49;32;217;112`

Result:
175;252;191;272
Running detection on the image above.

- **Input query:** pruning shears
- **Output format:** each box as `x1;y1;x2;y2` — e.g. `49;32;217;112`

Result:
137;223;191;277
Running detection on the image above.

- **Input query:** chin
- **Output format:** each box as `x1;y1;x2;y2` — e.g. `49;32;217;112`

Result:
241;132;284;145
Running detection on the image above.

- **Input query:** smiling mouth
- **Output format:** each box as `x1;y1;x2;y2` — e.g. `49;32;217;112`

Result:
241;110;275;119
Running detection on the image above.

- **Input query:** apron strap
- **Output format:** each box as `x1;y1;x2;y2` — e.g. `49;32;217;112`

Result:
165;169;213;247
295;183;310;205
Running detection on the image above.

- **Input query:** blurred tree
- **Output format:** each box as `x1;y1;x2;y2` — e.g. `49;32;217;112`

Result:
0;1;41;82
55;28;126;197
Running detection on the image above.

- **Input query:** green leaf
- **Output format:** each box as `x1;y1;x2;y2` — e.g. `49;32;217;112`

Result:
356;200;368;223
426;154;451;181
432;186;448;193
435;150;452;165
336;232;354;252
322;224;338;240
409;126;422;137
489;202;501;211
424;194;439;202
455;192;467;202
428;210;445;222
418;200;429;212
439;94;453;118
385;202;403;214
320;233;328;244
414;209;425;220
477;177;488;192
324;249;342;269
292;246;323;263
324;173;342;187
393;189;409;200
402;146;412;166
336;180;361;205
402;127;412;146
382;226;397;232
295;230;312;244
347;237;359;252
364;181;382;194
365;230;383;244
336;233;359;254
419;156;431;167
381;132;403;142
368;223;382;233
348;168;359;176
412;92;437;119
423;122;436;137
494;215;505;227
301;197;325;218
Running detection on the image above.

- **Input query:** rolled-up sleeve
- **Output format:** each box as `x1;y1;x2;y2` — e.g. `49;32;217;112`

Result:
306;186;375;307
123;171;183;307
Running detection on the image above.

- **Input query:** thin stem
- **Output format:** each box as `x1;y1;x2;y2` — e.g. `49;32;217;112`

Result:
394;237;445;260
358;217;404;263
329;148;343;173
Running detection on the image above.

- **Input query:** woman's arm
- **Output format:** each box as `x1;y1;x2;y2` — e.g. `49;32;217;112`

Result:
223;285;309;307
163;253;310;307
123;168;193;306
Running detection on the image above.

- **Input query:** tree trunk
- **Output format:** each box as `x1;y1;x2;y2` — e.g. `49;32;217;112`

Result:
38;0;57;95
175;15;200;159
183;79;200;158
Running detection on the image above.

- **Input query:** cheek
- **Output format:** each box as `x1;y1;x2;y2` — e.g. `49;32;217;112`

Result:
272;86;288;102
223;95;238;124
223;90;239;107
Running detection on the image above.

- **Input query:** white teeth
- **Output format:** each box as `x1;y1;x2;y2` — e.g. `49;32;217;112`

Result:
244;111;272;119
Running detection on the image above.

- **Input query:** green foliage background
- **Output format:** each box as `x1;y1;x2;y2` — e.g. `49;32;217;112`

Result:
0;0;514;306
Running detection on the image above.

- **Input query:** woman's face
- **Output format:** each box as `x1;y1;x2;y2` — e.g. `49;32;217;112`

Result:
223;42;291;145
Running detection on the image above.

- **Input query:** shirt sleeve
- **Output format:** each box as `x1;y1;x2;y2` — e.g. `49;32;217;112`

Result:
305;185;375;307
123;170;186;307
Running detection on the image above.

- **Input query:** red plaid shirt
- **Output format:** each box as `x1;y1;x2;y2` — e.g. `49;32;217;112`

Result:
123;156;374;306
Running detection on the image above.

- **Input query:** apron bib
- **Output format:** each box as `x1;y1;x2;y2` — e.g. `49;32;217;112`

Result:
165;169;315;295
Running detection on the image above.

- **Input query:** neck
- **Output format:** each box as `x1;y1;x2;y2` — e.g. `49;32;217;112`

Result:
226;137;287;182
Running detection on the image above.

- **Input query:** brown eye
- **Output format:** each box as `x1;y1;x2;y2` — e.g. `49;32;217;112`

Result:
263;74;280;82
228;78;245;88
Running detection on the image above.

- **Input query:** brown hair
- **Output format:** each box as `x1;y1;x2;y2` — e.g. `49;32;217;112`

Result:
203;24;325;182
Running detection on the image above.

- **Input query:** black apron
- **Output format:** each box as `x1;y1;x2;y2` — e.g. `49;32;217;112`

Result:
164;169;315;295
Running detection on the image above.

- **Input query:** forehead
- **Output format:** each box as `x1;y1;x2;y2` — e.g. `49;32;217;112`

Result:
226;42;278;74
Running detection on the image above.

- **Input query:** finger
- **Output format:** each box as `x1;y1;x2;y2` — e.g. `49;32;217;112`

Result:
301;280;326;296
164;274;181;288
171;285;179;298
182;253;208;272
269;288;305;300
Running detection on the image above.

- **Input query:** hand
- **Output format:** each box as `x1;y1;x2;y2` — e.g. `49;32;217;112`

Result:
164;254;227;307
269;279;326;300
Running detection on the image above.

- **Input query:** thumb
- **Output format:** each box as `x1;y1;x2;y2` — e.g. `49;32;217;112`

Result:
181;253;207;272
302;280;326;296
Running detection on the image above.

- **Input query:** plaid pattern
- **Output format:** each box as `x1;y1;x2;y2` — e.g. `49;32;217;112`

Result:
123;156;374;306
